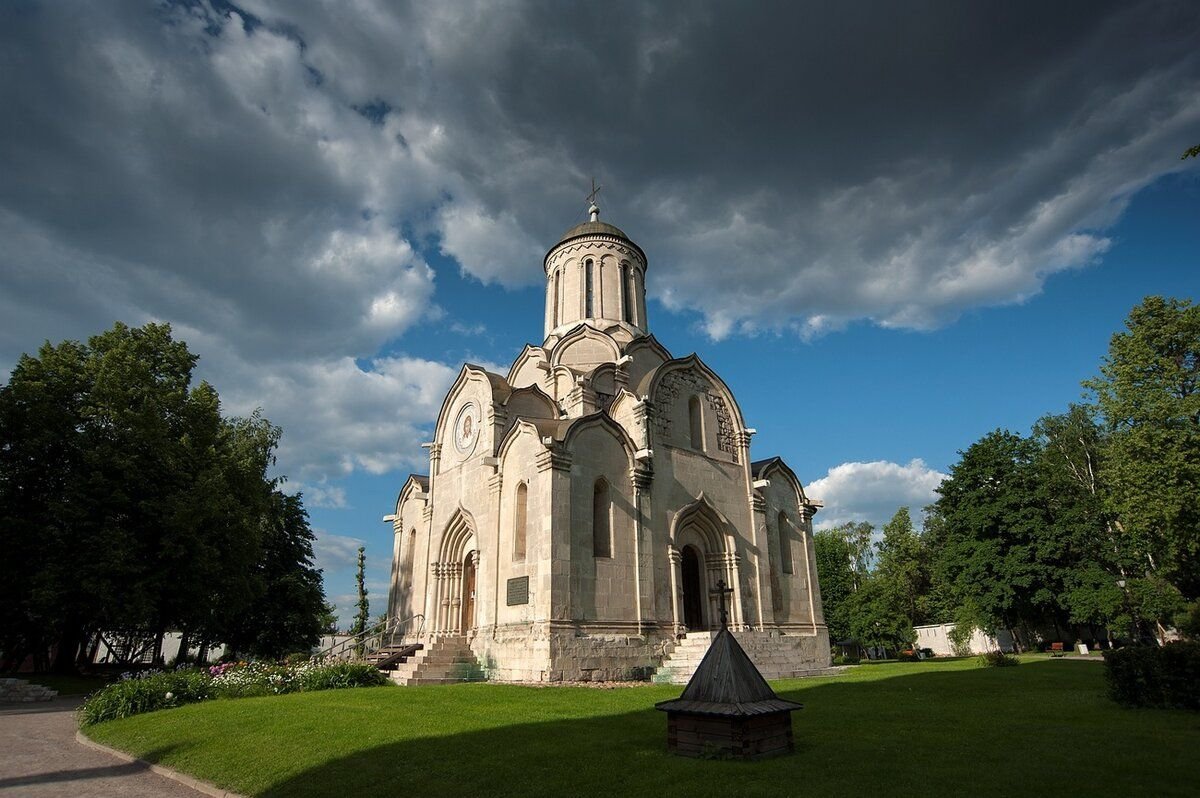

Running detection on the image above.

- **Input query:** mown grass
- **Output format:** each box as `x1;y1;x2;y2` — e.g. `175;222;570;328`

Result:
83;658;1200;797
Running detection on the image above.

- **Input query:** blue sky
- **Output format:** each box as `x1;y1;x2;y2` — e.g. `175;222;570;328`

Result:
306;173;1198;622
1;2;1197;625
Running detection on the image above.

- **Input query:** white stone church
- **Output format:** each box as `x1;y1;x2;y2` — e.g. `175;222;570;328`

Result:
385;201;830;683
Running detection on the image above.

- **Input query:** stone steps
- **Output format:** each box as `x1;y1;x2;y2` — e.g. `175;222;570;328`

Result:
388;636;486;686
652;632;836;684
0;678;58;703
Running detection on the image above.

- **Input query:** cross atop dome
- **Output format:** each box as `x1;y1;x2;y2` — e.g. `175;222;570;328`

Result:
586;178;602;221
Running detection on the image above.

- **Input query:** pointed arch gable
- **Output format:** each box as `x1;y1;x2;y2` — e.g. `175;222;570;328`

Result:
586;362;618;399
644;353;748;432
496;417;550;467
432;364;512;450
622;333;673;363
548;323;621;370
507;344;549;389
503;384;558;423
608;389;640;421
670;492;734;553
561;411;638;469
753;457;810;505
394;473;430;515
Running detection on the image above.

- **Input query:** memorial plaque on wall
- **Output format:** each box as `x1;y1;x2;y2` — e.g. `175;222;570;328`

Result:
506;576;530;606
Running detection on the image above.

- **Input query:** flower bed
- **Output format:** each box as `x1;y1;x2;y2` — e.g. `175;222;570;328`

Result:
79;661;388;726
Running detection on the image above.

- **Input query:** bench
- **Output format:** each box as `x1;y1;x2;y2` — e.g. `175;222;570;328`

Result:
1048;642;1065;658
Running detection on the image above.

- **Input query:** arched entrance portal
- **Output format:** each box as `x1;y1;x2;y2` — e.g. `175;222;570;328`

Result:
461;552;477;632
681;545;705;631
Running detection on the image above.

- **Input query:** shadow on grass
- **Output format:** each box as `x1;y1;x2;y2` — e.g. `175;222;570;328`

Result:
246;661;1196;798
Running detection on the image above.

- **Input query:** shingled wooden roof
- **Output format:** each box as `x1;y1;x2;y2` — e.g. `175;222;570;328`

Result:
655;629;803;718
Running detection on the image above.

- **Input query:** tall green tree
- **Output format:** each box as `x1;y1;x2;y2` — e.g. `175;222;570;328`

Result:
1086;296;1200;603
225;490;326;658
814;529;857;643
926;430;1052;647
874;507;930;632
351;546;370;638
0;322;327;670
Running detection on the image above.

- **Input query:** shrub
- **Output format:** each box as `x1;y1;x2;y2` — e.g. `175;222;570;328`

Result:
79;660;392;726
1175;601;1200;640
896;650;919;662
1104;641;1200;710
300;662;388;691
979;651;1019;667
948;622;974;657
78;670;212;726
832;654;860;665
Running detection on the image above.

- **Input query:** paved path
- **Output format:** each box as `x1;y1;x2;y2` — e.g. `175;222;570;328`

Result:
0;697;203;797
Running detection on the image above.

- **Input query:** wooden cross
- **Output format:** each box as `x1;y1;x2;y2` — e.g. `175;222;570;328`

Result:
586;177;602;207
710;578;733;629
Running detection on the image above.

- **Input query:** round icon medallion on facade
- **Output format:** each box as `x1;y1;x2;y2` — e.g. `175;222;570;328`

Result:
453;401;480;455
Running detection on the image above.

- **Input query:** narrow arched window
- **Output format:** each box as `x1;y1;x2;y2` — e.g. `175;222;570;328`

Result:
592;478;611;557
552;270;560;328
585;259;594;317
513;482;528;561
406;529;417;589
778;511;794;574
689;395;704;450
621;263;632;323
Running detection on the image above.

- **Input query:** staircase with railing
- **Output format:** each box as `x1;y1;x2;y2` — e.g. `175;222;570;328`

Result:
313;613;425;669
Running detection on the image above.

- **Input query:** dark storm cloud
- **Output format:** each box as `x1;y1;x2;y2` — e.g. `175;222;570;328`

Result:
1;0;1197;475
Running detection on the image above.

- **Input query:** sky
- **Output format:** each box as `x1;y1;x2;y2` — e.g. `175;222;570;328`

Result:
1;1;1197;627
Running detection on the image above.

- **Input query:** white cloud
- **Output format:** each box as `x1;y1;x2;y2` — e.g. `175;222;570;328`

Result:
293;483;349;510
808;459;948;532
216;353;458;480
312;530;365;574
2;1;1198;483
436;202;545;286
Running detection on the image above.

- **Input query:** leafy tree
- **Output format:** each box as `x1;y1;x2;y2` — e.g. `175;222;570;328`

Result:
225;489;326;659
926;430;1051;647
814;529;857;643
1085;296;1199;604
843;576;905;653
319;603;340;635
0;322;327;671
874;507;929;630
1183;144;1200;160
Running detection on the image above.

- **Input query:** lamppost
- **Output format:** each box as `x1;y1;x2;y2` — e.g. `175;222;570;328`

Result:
1116;579;1137;645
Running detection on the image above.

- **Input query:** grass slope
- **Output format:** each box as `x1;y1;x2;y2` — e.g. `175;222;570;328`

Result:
84;658;1199;797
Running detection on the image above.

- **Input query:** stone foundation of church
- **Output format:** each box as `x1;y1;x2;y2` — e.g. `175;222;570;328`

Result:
461;623;830;683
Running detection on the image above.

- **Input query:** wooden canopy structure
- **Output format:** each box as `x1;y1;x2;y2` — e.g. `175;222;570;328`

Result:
655;580;802;759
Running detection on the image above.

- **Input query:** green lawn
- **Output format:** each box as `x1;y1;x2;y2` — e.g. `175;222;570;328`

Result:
83;658;1199;797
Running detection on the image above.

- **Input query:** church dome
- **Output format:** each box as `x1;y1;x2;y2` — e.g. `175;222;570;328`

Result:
546;216;646;266
556;219;632;244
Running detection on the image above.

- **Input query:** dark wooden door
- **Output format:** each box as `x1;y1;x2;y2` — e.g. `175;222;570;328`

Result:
681;546;704;631
462;555;476;631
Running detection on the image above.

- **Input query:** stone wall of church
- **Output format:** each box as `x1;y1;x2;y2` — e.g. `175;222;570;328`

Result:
546;627;672;682
564;424;641;623
495;430;552;628
648;447;760;628
757;476;823;631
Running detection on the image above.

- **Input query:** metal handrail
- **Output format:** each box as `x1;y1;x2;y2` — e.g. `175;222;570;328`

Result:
313;613;425;662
